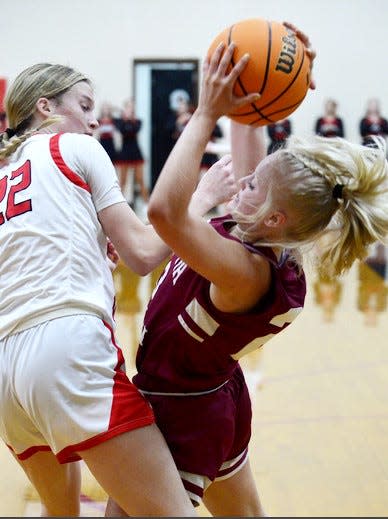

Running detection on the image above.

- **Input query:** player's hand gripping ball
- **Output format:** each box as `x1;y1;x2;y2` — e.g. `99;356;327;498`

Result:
207;18;313;126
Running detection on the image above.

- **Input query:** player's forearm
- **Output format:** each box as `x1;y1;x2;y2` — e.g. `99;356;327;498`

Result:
120;225;171;276
231;121;266;180
189;189;213;216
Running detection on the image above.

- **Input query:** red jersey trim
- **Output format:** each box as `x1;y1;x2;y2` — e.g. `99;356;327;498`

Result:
49;133;91;193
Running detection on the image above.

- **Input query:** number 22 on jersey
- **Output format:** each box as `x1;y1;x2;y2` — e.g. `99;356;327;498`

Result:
0;160;32;225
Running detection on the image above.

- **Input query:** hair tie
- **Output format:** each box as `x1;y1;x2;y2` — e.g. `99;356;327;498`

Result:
5;127;17;138
332;184;344;200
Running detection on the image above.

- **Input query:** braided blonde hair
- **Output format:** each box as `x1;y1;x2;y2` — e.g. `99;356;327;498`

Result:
232;135;388;278
0;63;90;160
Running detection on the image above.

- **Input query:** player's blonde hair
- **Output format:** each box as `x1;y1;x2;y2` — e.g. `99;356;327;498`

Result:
0;63;90;160
232;135;388;278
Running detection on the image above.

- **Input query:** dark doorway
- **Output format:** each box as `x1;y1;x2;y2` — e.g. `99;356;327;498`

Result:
134;60;199;191
151;68;196;189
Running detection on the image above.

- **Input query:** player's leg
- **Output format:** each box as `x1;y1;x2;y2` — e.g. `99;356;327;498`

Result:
134;163;149;202
1;329;82;517
118;164;128;193
120;164;135;206
105;496;126;517
202;458;266;517
80;423;196;517
12;451;81;517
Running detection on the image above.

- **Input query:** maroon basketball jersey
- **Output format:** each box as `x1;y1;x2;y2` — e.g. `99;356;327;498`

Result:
133;215;306;393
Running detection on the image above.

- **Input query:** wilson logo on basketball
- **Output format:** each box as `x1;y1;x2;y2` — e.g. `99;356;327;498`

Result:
207;18;312;126
275;29;297;74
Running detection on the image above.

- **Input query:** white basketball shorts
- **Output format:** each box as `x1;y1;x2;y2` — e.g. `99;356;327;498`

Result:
0;314;154;463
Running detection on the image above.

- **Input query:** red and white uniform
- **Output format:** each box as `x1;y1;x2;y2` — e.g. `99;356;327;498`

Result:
0;133;154;462
0;132;124;338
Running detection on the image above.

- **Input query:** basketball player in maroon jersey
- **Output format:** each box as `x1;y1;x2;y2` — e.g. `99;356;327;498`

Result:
107;27;388;517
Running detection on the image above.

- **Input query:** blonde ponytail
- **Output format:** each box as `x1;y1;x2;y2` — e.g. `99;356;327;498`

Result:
232;135;388;278
284;135;388;276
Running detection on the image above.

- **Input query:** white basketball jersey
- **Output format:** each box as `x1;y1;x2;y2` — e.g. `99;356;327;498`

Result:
0;132;126;339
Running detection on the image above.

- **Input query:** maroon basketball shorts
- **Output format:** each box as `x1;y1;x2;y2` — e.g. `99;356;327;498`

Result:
143;364;252;506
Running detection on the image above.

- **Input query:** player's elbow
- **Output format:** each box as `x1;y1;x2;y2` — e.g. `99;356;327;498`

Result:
120;250;153;276
147;198;173;230
147;196;185;250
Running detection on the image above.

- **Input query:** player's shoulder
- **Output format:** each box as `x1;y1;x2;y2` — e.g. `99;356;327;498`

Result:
57;132;99;146
56;132;106;155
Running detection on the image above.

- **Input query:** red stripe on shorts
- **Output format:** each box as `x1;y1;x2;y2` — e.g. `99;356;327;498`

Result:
102;320;155;430
8;443;52;461
56;321;155;464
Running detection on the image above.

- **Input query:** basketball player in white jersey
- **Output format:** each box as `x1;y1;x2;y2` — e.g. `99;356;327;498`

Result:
0;63;239;516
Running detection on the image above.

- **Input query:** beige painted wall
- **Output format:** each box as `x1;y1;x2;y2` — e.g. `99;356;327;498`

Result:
2;0;387;142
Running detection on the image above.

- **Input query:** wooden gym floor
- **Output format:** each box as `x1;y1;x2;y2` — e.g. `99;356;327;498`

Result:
1;248;388;517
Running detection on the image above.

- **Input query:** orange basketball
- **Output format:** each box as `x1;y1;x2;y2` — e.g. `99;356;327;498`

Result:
207;18;311;126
